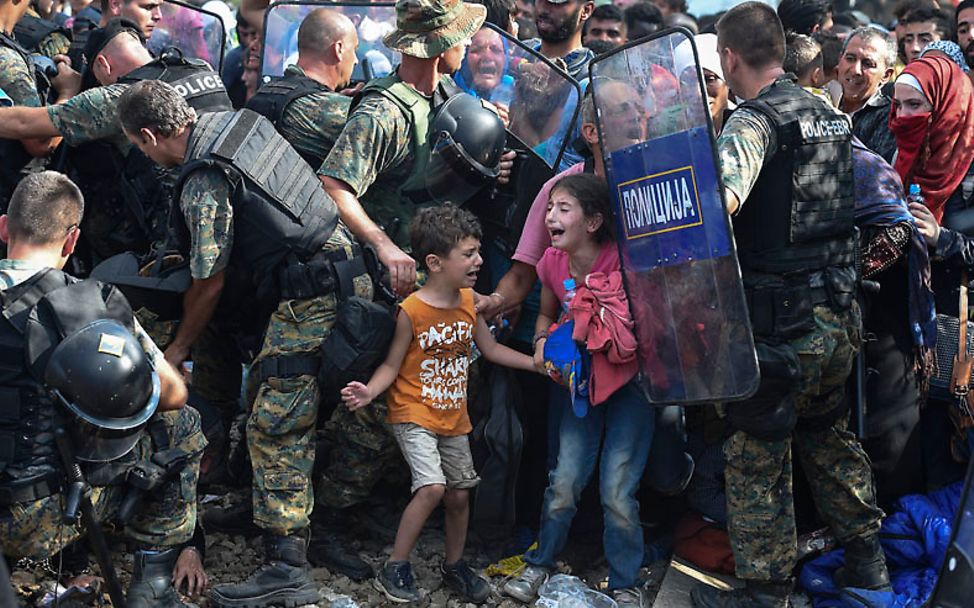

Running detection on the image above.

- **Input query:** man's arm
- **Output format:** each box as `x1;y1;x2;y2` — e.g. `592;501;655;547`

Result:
716;107;775;215
320;175;416;296
165;271;225;368
318;97;416;295
132;318;188;410
165;169;235;365
0;106;60;139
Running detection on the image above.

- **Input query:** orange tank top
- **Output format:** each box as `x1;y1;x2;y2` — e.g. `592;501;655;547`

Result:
387;289;476;436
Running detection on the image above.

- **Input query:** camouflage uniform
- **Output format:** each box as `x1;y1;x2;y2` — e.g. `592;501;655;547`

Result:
47;83;130;149
178;169;373;534
273;64;352;166
317;90;415;248
313;78;426;513
0;260;207;560
716;103;884;583
720;305;882;580
23;9;71;59
0;407;206;559
0;42;41;109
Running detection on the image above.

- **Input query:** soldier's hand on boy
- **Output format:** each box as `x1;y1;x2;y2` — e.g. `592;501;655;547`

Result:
341;381;373;411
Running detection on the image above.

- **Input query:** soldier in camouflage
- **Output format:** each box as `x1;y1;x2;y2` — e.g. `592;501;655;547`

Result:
0;0;78;210
117;79;374;607
689;5;889;608
226;6;381;580
246;8;357;169
0;171;205;608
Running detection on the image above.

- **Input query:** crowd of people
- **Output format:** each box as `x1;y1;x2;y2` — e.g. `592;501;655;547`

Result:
1;0;973;606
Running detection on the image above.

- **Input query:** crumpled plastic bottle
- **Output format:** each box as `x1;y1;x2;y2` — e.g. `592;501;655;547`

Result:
534;574;618;608
329;596;360;608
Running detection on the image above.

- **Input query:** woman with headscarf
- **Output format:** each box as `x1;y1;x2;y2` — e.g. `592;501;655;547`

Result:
890;55;974;224
900;55;974;475
455;27;515;106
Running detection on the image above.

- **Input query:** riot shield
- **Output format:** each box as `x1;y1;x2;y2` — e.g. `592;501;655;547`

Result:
147;0;226;72
260;0;398;84
460;23;581;254
590;28;758;405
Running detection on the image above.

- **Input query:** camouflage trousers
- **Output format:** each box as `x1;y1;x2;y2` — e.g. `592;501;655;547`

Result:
0;407;206;560
315;399;400;510
134;309;242;422
723;305;884;581
247;224;373;535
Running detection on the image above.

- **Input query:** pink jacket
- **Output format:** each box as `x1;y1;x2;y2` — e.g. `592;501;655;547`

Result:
570;271;639;405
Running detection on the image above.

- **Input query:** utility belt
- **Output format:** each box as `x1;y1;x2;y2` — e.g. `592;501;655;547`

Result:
277;242;371;301
744;266;855;340
255;244;396;401
0;471;61;508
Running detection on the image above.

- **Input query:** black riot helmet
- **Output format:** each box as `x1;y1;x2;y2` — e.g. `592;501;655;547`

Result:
421;93;506;205
44;319;160;462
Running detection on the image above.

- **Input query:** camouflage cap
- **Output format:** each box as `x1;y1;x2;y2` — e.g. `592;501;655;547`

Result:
383;0;487;59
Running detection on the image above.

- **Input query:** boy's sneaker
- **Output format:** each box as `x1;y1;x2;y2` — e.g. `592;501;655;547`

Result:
502;565;550;602
441;560;490;603
374;561;422;603
613;586;649;608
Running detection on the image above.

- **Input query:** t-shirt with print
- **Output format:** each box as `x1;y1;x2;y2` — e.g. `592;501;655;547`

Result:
388;288;476;436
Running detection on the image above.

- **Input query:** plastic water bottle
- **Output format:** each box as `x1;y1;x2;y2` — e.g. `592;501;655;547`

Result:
563;278;578;317
907;183;924;205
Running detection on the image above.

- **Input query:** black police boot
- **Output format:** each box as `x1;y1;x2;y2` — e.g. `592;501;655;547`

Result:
127;548;190;608
208;531;320;608
308;507;372;581
202;500;260;537
833;534;892;591
690;579;792;608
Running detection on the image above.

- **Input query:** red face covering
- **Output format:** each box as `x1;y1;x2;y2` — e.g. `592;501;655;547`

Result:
889;56;974;223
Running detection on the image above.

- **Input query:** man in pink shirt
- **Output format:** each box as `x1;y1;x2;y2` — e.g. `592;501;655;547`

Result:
480;80;643;319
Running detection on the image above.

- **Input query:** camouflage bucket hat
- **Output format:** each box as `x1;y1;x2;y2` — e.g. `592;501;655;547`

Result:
383;0;487;59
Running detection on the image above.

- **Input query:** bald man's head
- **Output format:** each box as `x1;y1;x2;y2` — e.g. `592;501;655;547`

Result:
298;8;355;57
93;30;152;84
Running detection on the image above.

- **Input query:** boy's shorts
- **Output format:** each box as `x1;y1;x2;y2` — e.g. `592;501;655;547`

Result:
391;422;480;493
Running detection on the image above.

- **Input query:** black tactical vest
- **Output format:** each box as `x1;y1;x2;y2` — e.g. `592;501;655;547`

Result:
13;14;67;55
0;32;36;211
733;76;856;276
173;110;340;305
0;269;136;486
246;70;332;168
0;270;73;484
69;52;232;265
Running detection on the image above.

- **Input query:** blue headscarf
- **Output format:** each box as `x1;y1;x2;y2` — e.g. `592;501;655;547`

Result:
455;32;515;106
852;138;937;352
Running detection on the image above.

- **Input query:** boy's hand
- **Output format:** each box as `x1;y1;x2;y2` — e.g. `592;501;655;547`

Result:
341;381;373;410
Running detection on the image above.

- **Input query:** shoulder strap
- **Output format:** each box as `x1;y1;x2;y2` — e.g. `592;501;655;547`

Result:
1;269;73;336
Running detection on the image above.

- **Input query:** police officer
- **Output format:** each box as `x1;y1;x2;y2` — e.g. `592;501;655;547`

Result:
0;171;205;608
246;8;358;170
0;18;230;263
117;79;376;607
0;0;78;211
690;4;889;608
238;6;376;580
99;0;162;38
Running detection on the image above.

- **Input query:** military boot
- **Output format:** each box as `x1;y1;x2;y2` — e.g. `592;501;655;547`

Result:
208;531;320;607
308;507;372;581
690;579;792;608
127;548;191;608
202;501;260;537
833;534;892;591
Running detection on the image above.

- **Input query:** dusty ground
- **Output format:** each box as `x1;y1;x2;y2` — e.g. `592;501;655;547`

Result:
10;488;671;607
